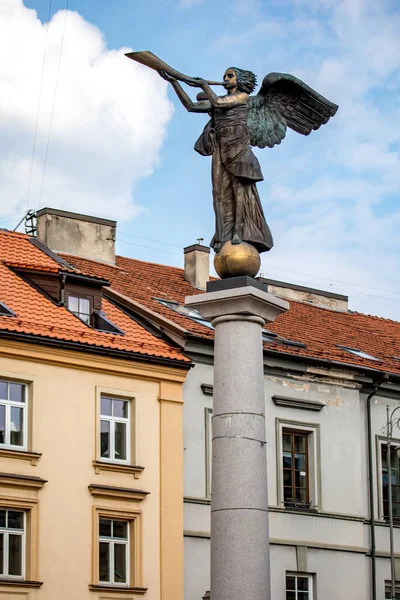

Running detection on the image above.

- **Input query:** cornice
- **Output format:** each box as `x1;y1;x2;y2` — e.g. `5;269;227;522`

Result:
272;395;325;411
0;339;189;383
0;472;47;489
88;483;149;501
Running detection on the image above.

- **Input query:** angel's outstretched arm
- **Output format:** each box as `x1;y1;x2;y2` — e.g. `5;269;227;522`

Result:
196;80;248;108
159;71;211;113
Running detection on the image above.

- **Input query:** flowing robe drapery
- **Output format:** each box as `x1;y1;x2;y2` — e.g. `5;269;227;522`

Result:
194;102;273;253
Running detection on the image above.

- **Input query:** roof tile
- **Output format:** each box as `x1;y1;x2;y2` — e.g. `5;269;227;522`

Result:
0;232;188;363
61;253;400;377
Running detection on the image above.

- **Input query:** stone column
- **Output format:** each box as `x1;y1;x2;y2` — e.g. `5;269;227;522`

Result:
186;280;288;600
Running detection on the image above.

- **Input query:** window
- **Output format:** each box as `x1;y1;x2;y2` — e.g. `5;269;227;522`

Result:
283;430;310;508
276;419;320;511
67;295;91;325
154;298;214;329
337;345;380;362
381;444;400;520
0;301;15;317
286;573;313;600
385;583;400;598
262;331;307;349
0;509;25;579
99;518;129;586
100;396;129;463
0;380;26;450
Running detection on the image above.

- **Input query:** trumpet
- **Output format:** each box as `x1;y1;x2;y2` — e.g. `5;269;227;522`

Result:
125;50;225;87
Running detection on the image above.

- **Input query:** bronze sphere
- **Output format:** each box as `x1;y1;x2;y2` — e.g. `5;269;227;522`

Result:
214;241;261;279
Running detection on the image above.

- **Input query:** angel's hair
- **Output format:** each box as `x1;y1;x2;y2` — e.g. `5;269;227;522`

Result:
230;67;257;94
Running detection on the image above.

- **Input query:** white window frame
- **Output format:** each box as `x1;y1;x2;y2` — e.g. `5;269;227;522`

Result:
276;419;321;511
99;396;130;465
67;295;91;325
0;380;27;451
286;572;314;599
376;434;400;521
0;509;26;580
99;518;130;586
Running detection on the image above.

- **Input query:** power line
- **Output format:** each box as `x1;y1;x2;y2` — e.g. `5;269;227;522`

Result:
117;238;181;256
119;230;184;249
265;272;400;305
119;231;400;302
267;265;400;298
0;211;28;223
117;235;400;303
38;0;69;208
26;0;53;209
118;230;400;299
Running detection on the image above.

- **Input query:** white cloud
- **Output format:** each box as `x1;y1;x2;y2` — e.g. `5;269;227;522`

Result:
0;1;174;222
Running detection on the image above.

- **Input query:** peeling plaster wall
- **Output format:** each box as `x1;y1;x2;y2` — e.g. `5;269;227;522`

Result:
266;283;348;312
37;212;116;264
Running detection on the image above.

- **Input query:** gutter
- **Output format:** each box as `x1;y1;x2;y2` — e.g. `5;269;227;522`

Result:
365;373;390;600
0;330;191;370
185;333;400;383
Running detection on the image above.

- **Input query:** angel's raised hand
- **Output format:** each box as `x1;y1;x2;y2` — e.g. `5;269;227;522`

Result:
158;70;176;83
186;77;206;88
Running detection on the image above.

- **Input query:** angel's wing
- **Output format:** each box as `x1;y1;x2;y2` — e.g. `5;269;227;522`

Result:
247;72;338;149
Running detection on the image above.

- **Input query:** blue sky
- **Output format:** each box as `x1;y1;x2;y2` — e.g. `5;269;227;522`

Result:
1;0;400;318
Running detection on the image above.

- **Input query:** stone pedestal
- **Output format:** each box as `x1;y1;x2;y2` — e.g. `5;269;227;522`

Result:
186;282;288;600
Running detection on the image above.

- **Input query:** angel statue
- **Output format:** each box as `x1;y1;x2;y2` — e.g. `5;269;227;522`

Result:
125;52;338;259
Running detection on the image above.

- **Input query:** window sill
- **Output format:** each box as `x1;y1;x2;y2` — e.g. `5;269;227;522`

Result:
0;579;43;588
0;448;41;465
89;584;147;594
93;461;145;479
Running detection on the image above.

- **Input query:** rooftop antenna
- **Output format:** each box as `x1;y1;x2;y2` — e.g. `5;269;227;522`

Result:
13;209;37;235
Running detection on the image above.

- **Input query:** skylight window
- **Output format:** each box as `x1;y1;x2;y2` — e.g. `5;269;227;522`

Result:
262;330;306;349
337;345;381;362
154;298;214;330
0;301;15;317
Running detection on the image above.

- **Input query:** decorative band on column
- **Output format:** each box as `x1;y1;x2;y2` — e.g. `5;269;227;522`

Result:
211;314;265;327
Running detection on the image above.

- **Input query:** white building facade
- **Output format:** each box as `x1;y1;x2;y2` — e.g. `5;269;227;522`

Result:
182;291;400;600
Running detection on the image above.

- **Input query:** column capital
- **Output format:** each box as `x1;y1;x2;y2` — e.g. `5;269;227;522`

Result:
185;285;289;324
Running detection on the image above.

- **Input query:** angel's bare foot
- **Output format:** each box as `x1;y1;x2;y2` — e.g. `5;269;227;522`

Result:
214;242;222;253
232;232;242;245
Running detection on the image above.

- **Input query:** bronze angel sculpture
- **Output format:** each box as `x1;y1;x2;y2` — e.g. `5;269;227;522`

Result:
126;52;338;256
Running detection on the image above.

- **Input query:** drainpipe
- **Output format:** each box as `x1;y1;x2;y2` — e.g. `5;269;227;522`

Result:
366;373;390;600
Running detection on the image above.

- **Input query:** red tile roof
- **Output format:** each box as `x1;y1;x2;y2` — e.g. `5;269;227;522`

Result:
59;252;400;377
0;231;189;364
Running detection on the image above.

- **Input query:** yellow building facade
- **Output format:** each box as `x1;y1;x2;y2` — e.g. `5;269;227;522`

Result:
0;229;190;599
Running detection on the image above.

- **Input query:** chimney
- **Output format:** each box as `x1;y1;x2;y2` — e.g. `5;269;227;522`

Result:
36;208;116;264
184;243;210;290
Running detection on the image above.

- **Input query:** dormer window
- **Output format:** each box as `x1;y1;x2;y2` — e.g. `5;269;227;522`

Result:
67;295;91;325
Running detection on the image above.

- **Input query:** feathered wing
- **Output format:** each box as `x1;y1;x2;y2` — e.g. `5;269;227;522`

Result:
248;72;339;149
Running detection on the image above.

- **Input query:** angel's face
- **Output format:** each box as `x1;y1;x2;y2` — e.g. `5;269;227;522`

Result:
223;68;237;90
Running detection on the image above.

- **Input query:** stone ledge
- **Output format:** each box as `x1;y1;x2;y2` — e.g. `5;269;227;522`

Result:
0;472;47;489
272;395;325;411
88;484;149;501
0;579;43;588
0;448;42;465
93;461;144;479
89;584;147;594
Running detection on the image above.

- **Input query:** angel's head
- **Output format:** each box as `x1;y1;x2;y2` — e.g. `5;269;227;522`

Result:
224;67;257;94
